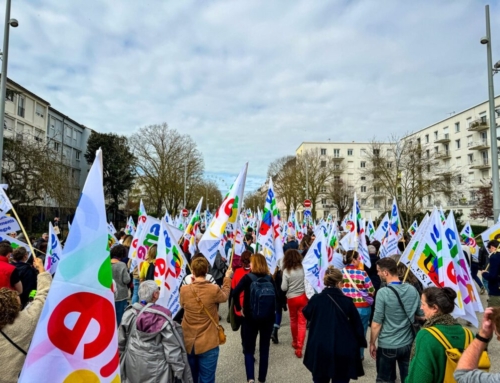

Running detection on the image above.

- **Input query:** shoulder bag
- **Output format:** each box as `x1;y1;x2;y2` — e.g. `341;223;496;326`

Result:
190;285;226;345
387;285;420;338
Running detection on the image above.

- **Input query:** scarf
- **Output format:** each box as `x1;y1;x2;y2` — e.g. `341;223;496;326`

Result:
410;313;457;360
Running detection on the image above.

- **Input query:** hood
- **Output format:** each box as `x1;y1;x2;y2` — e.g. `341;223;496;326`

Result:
135;304;172;333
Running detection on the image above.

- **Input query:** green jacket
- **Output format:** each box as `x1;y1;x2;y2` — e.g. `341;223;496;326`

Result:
406;324;468;383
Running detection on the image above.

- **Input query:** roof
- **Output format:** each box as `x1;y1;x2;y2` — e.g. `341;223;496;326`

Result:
48;106;86;130
1;75;51;105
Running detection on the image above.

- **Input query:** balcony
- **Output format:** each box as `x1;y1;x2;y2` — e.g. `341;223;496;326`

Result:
469;158;490;169
468;140;489;150
467;118;489;132
332;154;344;161
333;166;343;173
434;133;450;143
436;150;451;159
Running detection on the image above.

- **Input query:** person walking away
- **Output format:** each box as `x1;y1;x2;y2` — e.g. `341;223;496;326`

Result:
231;251;252;339
406;287;474;383
233;253;277;383
455;306;500;382
209;251;227;287
467;238;486;294
369;258;424;383
11;247;37;309
180;256;231;383
342;250;375;359
0;243;22;295
281;249;308;358
119;280;192;383
139;244;157;282
303;266;366;383
0;256;52;383
270;256;287;345
483;240;500;308
111;244;131;325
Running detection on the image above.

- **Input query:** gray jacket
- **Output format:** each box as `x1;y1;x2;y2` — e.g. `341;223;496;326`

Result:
455;370;500;383
112;260;131;301
119;303;193;383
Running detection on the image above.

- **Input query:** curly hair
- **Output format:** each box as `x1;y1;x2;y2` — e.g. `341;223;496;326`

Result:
0;288;21;329
282;249;303;271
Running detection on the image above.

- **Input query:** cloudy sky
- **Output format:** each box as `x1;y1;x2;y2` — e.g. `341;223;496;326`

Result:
4;0;500;193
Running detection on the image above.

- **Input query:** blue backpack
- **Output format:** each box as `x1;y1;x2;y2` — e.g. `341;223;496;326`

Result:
248;274;276;319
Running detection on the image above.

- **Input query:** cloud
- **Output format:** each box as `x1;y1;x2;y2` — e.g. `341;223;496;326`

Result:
4;0;497;186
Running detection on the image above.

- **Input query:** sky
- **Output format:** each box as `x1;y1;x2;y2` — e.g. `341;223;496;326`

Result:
3;0;500;193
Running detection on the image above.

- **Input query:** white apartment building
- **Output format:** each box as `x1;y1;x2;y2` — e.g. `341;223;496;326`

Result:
297;96;500;223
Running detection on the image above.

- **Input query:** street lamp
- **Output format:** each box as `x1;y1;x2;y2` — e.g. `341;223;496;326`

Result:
0;0;18;180
481;4;500;222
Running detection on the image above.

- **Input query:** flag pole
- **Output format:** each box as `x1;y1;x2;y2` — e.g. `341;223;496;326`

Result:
10;205;36;257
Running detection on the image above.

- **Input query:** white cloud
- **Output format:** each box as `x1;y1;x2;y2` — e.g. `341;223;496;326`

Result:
3;0;498;188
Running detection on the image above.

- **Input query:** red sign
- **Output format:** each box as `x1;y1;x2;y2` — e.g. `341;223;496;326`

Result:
182;209;189;217
303;199;312;208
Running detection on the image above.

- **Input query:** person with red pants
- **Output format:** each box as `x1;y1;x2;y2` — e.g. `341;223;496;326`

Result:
281;249;308;358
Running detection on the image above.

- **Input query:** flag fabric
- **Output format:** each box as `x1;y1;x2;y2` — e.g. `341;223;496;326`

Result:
461;222;479;262
0;233;32;255
326;221;339;265
303;225;329;292
408;220;418;237
19;149;120;383
379;225;400;259
257;178;284;273
0;212;20;233
183;197;203;256
389;197;402;238
358;218;371;267
163;210;173;225
339;194;358;250
233;220;246;257
366;216;376;241
107;222;117;235
45;222;63;275
373;213;389;242
127;201;149;264
480;222;500;245
125;216;136;236
0;187;13;213
134;216;162;275
400;213;429;267
198;164;247;266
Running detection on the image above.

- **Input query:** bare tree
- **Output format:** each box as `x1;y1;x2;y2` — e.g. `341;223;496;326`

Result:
267;156;300;218
129;123;204;216
188;179;223;213
470;181;493;221
326;179;355;222
244;189;266;213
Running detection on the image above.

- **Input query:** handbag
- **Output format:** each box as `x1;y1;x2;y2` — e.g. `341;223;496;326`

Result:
387;285;421;338
342;268;374;305
190;285;226;345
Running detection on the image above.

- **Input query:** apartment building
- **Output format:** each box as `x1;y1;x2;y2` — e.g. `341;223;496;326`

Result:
2;77;49;143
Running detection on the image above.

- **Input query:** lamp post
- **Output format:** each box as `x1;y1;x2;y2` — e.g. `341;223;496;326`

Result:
481;4;500;222
0;0;18;180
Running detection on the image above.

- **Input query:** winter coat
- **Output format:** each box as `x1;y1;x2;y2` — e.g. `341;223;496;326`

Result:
13;261;38;308
111;259;131;301
303;287;366;381
209;252;227;281
118;303;193;383
0;272;52;383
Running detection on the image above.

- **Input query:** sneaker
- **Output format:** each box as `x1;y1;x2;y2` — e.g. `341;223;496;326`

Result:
295;349;303;358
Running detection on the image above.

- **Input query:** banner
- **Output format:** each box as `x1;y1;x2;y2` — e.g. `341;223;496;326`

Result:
303;225;329;292
0;187;13;213
0;212;20;234
373;213;389;242
44;222;63;274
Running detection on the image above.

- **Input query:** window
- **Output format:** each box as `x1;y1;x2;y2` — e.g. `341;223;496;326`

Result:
320;148;326;155
333;149;341;157
17;96;25;118
53;141;60;151
361;186;367;193
434;131;438;140
361;199;367;205
455;122;460;132
49;117;56;136
36;104;45;118
387;162;393;168
75;151;81;161
425;134;429;143
417;138;421;145
458;176;462;184
373;149;380;156
426;149;430;158
455;139;460;149
434;146;438;153
65;125;71;138
320;161;326;168
34;129;43;142
4;116;14;131
321;198;327;205
360;161;366;168
468;153;473;165
374;186;380;193
347;149;353;156
6;89;14;102
360;176;366;181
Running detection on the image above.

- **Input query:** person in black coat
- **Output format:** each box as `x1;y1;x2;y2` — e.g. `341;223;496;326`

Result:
303;266;366;383
11;247;38;308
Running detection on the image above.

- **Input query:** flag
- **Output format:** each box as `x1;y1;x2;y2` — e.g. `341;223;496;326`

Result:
379;225;400;258
480;222;500;245
326;221;339;265
19;149;120;383
133;216;162;274
198;164;247;266
366;216;376;241
358;219;371;267
400;213;429;267
0;233;32;255
183;197;203;256
164;210;173;225
155;220;188;317
461;222;479;262
0;212;20;233
45;222;63;275
303;225;329;292
408;220;418;237
107;222;117;235
389;197;402;237
339;193;358;250
127;200;149;264
373;213;389;242
0;186;13;213
257;178;284;273
125;216;136;236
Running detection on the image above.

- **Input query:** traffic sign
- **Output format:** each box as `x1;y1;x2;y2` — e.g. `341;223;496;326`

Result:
182;208;189;217
303;199;312;208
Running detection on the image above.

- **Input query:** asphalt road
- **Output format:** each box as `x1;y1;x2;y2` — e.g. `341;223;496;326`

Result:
215;293;499;383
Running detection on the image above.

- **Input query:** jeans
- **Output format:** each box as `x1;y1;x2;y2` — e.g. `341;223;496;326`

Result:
376;343;412;383
357;307;371;358
242;317;274;382
471;262;484;289
313;378;349;383
287;293;308;350
131;278;140;304
115;300;128;326
274;306;283;329
188;347;219;383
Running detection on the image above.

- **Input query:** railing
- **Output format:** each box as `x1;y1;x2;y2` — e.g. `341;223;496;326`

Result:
468;117;488;129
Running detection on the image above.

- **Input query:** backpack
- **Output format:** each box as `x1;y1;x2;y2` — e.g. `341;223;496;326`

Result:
248;274;276;319
425;326;491;383
145;262;155;281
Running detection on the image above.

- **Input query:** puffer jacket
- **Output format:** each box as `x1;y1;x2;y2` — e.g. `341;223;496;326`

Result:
118;303;193;383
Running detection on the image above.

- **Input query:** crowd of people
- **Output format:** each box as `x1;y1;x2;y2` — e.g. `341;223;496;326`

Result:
0;222;500;383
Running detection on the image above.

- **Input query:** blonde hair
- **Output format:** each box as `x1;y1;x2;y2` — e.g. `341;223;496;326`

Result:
146;244;157;262
250;253;269;275
324;266;343;287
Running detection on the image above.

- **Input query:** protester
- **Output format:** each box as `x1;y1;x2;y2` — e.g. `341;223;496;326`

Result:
455;307;500;382
0;242;22;294
342;250;375;359
122;234;133;250
469;240;486;294
406;287;471;382
370;258;423;383
244;233;255;254
231;251;252;337
233;253;277;383
128;257;141;304
11;247;37;309
481;240;497;293
365;245;381;291
180;256;231;383
139;244;157;282
111;244;131;325
299;234;312;256
209;250;228;287
283;234;299;253
271;257;287;345
281;248;308;358
483;239;500;307
119;280;192;383
0;257;51;383
303;266;366;383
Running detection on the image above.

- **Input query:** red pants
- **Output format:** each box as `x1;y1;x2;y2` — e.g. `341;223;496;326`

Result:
287;293;308;350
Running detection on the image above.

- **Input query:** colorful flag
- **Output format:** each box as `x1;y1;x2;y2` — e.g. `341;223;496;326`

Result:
408;220;418;237
125;216;136;236
163;210;173;225
183;197;203;256
326;221;339;265
366;216;376;241
107;222;117;235
400;213;429;267
460;222;479;262
303;225;329;292
198;164;247;266
389;197;402;237
358;218;371;267
339;193;358;250
19;149;120;383
480;221;500;245
45;222;63;275
0;186;13;213
373;213;389;242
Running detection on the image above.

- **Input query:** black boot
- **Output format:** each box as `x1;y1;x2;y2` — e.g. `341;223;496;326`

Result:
271;327;279;344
